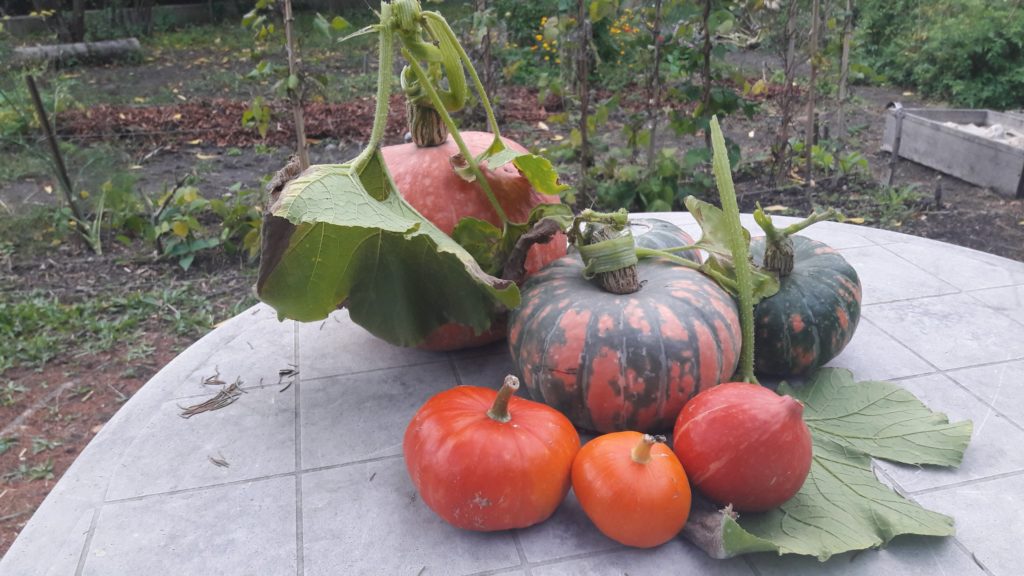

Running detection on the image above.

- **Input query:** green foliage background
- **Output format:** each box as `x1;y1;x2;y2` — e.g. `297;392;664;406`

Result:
858;0;1024;109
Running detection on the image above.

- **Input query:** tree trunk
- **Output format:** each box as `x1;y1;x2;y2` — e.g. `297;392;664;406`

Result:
69;0;86;43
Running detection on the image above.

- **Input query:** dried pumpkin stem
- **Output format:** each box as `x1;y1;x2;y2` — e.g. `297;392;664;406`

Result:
631;434;664;464
487;375;520;423
753;204;838;277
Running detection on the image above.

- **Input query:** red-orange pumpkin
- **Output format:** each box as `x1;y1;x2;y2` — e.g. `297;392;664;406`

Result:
382;132;567;351
672;383;812;512
572;432;691;548
403;375;580;531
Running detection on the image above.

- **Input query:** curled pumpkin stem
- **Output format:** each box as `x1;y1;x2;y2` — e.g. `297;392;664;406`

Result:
753;204;839;277
486;375;520;423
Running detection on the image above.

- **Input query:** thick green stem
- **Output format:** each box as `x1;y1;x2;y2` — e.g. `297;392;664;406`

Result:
423;11;502;141
635;248;739;293
352;21;392;172
403;49;510;227
709;116;757;383
487;375;520;423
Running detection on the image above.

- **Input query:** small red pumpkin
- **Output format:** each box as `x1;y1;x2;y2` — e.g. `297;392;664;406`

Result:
403;375;580;531
572;432;691;548
508;222;740;433
672;383;812;512
383;132;568;351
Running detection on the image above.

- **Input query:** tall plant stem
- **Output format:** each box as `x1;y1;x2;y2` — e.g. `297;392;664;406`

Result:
700;0;713;151
577;0;592;199
282;0;309;170
645;0;664;174
804;0;820;181
835;0;854;167
25;75;86;226
352;23;392;172
403;51;510;227
710;116;756;383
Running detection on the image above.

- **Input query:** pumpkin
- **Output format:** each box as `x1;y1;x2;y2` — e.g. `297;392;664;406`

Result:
403;375;580;531
750;235;861;376
672;382;812;512
382;131;568;351
508;223;740;433
572;432;691;548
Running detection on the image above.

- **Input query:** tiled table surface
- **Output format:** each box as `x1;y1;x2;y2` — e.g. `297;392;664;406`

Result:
4;213;1024;576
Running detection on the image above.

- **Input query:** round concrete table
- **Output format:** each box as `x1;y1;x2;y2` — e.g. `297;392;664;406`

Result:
4;214;1024;576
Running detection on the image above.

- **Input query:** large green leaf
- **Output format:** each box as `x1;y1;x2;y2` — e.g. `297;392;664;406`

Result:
257;151;519;347
684;368;973;561
791;370;972;466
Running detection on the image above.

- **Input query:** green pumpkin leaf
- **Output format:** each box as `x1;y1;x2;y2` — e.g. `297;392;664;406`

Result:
683;195;779;303
786;370;973;466
257;151;519;347
478;141;569;197
451;203;573;277
687;368;973;561
450;217;503;275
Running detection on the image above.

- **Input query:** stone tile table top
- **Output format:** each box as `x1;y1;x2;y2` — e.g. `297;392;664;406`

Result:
4;213;1024;576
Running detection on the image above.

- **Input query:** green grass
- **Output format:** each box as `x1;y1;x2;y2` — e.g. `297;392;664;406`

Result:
0;287;223;374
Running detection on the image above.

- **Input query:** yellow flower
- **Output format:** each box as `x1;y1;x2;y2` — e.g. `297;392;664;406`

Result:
555;59;561;64
541;16;548;24
535;34;543;41
542;42;549;50
544;55;550;61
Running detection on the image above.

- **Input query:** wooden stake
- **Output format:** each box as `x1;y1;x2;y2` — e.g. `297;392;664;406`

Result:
25;74;85;225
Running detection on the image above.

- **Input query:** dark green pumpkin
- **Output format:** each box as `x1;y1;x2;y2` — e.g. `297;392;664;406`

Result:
628;218;700;258
508;223;739;433
751;235;861;376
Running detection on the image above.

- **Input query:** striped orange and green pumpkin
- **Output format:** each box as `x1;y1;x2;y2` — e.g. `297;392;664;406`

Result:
750;235;861;376
508;222;740;434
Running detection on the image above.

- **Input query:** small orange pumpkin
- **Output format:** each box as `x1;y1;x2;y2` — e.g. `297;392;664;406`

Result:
571;432;691;548
403;375;580;531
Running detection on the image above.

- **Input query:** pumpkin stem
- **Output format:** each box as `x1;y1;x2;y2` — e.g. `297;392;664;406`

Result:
631;434;664;464
402;49;511;227
350;16;394;172
571;209;640;295
407;101;449;147
487;375;520;423
753;204;839;277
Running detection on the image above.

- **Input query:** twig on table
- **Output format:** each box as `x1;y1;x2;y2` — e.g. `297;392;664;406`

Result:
201;367;226;386
179;380;244;418
208;453;230;468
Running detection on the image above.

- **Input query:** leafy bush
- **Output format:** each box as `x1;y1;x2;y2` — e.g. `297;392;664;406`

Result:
858;0;1024;108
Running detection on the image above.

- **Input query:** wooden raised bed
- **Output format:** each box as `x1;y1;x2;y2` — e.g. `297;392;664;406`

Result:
881;108;1024;198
